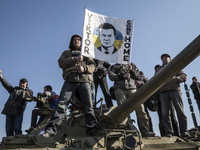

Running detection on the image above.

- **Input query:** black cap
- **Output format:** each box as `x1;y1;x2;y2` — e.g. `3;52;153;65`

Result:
20;78;28;83
161;54;171;60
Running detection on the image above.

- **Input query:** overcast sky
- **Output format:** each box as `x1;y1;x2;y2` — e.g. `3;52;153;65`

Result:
0;0;200;139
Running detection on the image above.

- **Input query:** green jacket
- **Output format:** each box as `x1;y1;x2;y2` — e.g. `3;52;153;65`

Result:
58;49;95;83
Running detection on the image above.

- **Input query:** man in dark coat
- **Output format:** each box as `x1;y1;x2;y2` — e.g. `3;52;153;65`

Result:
190;76;200;113
93;59;113;108
0;70;33;136
154;65;179;137
159;54;189;138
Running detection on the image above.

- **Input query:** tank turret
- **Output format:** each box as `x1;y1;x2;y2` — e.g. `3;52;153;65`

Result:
1;35;200;150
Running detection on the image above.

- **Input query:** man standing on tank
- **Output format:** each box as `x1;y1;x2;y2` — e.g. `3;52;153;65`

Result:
108;63;155;137
43;35;98;138
154;64;179;137
190;76;200;113
93;59;113;108
0;70;33;136
159;54;189;137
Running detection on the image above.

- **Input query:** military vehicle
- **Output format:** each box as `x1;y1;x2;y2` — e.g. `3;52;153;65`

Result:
1;35;200;150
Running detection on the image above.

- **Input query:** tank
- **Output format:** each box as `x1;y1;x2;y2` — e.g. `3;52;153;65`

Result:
1;34;200;150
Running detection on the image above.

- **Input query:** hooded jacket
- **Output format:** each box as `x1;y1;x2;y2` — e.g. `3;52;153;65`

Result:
0;77;33;117
58;35;95;82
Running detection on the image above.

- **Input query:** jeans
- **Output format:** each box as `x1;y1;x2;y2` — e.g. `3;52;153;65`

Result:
94;76;113;108
157;101;179;136
45;81;98;135
6;115;23;136
160;90;188;136
31;109;45;128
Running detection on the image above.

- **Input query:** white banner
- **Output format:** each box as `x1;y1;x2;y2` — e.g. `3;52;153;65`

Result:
81;8;134;64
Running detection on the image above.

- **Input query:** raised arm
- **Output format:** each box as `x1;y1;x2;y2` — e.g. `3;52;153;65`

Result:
0;70;14;94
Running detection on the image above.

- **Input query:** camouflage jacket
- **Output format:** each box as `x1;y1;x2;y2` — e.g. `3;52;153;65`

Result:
108;63;140;89
58;49;95;83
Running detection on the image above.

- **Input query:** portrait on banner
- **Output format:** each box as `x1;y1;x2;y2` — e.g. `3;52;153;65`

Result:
81;8;134;64
93;23;124;55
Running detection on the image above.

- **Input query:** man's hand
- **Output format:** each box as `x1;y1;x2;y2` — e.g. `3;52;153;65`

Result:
26;92;31;97
136;80;142;87
78;66;85;73
123;73;130;79
0;70;2;79
128;64;132;71
75;55;83;62
104;70;108;76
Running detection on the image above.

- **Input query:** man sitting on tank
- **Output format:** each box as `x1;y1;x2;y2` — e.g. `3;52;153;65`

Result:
42;34;99;138
25;85;59;134
108;63;156;137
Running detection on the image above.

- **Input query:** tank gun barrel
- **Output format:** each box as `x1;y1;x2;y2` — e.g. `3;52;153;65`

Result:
110;34;200;123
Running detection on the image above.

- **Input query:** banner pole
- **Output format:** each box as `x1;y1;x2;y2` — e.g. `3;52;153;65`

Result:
81;7;87;55
128;19;134;65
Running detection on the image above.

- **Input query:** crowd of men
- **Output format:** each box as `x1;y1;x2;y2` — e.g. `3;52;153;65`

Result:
0;34;199;139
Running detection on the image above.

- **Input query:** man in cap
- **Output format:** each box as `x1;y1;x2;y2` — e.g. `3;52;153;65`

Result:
154;64;179;137
0;70;33;136
159;54;189;137
43;34;98;138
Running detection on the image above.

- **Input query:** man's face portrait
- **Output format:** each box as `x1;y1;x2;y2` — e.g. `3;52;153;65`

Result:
162;56;171;65
73;36;81;48
193;77;197;82
19;81;27;89
99;28;115;48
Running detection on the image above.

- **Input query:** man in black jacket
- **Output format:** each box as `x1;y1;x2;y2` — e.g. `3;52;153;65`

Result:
93;59;113;108
190;76;200;113
0;70;33;136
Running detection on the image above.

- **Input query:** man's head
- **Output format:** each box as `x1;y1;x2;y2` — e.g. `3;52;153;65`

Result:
44;85;52;92
19;78;28;89
140;71;144;75
192;76;197;82
98;23;116;48
154;64;162;72
69;34;82;50
161;54;171;65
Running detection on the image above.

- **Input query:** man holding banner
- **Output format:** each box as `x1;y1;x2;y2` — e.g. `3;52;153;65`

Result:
43;34;99;138
81;8;155;137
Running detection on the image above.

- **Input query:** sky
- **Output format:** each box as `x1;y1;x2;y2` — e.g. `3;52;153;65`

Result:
0;0;200;140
